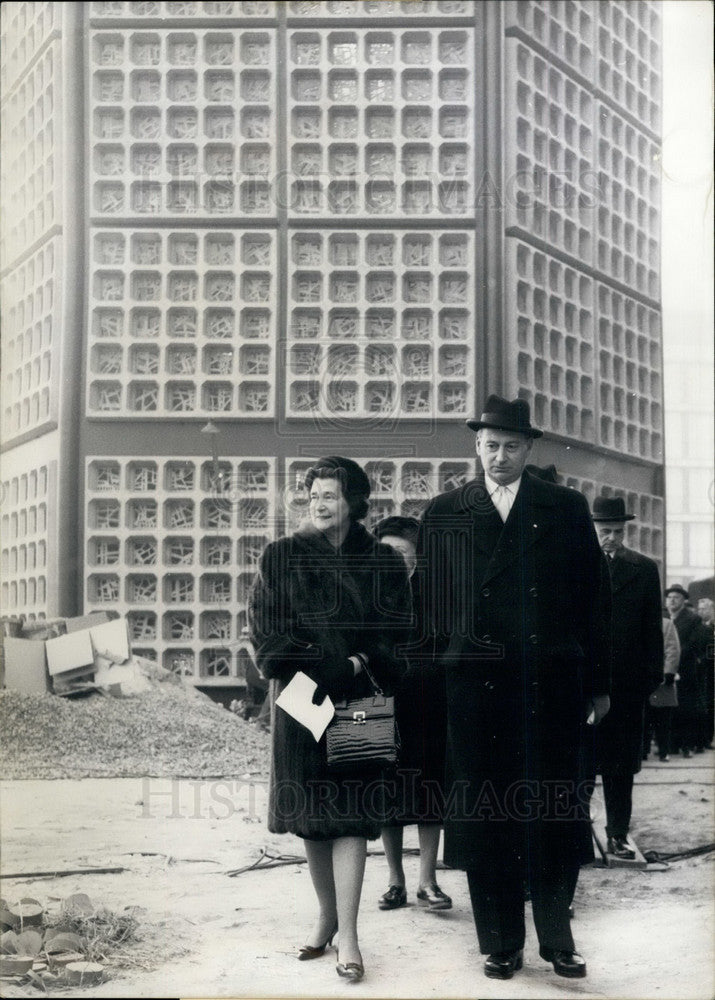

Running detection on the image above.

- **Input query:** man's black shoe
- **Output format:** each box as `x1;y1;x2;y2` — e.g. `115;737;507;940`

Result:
539;946;587;978
607;835;636;860
484;949;523;979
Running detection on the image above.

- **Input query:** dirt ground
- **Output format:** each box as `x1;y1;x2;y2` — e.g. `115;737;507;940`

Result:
1;754;713;1000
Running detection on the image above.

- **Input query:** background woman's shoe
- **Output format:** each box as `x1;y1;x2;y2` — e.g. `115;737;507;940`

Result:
539;946;587;978
416;883;452;910
378;884;407;910
297;920;337;960
484;949;523;979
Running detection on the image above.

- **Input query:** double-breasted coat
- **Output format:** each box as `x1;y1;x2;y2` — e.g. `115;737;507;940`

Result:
248;521;411;841
595;548;663;775
413;471;611;876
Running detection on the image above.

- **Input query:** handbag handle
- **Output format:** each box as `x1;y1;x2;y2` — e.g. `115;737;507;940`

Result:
360;659;385;696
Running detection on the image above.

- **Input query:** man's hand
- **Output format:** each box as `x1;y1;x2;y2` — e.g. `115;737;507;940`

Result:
587;694;610;725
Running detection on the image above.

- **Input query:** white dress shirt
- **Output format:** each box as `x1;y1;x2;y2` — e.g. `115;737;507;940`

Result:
485;474;522;523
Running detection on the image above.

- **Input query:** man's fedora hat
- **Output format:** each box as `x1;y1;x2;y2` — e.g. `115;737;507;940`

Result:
665;583;689;599
466;394;543;438
591;496;635;522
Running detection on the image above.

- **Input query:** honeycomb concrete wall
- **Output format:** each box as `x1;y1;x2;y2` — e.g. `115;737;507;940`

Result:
1;1;665;683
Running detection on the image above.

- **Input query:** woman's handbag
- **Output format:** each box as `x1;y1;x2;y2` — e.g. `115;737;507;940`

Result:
325;665;399;770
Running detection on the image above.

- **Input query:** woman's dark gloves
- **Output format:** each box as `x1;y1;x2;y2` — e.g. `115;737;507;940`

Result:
664;673;676;686
311;658;354;704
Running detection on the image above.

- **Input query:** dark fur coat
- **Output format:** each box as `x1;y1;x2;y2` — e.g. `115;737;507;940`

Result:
248;521;411;840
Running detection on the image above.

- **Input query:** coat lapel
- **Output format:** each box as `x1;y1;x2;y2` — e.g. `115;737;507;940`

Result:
480;472;558;584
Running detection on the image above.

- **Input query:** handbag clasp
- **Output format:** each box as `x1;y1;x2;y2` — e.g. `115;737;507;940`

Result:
352;711;366;724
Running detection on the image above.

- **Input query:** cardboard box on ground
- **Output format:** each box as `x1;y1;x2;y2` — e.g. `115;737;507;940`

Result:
2;612;154;697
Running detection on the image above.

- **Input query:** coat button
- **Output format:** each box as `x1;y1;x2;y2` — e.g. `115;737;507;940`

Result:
529;587;538;597
482;587;490;598
482;634;491;642
484;680;494;690
529;634;538;644
531;681;539;688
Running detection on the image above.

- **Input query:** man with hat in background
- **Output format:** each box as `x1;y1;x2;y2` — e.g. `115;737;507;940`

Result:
665;584;711;757
413;395;611;981
591;496;664;859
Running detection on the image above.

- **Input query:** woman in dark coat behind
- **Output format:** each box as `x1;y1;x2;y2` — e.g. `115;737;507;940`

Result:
248;457;411;983
373;516;451;913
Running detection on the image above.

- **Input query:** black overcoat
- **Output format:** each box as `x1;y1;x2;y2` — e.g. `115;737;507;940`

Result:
248;521;411;841
671;606;710;716
385;617;448;827
414;471;611;875
595;548;663;775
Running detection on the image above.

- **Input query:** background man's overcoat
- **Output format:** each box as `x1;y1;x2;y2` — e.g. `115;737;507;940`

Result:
670;605;711;744
415;471;611;876
596;548;663;775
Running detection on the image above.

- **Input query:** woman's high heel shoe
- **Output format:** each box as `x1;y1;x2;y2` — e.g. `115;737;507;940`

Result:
336;954;364;982
297;920;338;961
336;961;364;982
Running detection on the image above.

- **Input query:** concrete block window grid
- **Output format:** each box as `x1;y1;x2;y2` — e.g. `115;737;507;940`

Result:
1;42;63;267
287;26;475;218
1;239;62;442
89;27;277;219
287;230;475;419
0;463;53;617
84;456;277;682
87;229;276;417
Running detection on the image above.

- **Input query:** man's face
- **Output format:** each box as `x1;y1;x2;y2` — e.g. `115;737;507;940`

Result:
596;522;626;554
665;592;686;616
476;429;532;486
697;599;714;625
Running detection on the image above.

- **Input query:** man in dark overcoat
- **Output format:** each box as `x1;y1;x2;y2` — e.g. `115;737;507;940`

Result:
665;584;711;756
414;395;611;981
591;496;664;859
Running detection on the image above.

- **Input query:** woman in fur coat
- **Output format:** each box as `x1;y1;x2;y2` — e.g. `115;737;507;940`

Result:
248;456;411;982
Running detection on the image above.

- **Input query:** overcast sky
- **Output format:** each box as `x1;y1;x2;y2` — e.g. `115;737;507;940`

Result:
661;0;714;353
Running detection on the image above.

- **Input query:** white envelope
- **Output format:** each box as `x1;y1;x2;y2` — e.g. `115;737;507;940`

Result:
275;671;334;742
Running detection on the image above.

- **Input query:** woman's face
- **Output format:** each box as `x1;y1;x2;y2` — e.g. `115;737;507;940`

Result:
309;477;350;538
380;534;417;578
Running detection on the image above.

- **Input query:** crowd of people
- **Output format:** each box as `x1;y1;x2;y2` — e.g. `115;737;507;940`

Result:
247;395;714;984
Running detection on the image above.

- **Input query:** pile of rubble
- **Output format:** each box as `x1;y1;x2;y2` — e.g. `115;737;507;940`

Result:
1;679;270;780
1;614;270;781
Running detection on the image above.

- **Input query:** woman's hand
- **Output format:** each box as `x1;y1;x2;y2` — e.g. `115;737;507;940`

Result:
311;658;354;704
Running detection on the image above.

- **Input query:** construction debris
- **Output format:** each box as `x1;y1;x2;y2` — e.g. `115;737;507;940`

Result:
65;960;105;986
0;679;270;780
0;891;142;988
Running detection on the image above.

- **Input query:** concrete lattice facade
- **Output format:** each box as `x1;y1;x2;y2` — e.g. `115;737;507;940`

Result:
1;1;665;686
